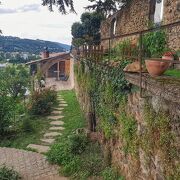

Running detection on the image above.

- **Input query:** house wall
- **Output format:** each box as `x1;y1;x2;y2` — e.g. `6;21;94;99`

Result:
101;0;180;51
65;60;70;75
40;59;71;78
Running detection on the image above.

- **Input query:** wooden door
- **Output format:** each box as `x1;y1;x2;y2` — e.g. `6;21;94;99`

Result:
59;61;65;76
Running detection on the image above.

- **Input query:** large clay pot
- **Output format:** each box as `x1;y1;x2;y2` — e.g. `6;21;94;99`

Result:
145;58;170;77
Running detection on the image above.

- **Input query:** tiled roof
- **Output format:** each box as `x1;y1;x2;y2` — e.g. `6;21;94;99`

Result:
26;52;70;65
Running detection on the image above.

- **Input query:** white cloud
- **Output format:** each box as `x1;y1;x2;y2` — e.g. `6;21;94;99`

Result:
0;0;91;45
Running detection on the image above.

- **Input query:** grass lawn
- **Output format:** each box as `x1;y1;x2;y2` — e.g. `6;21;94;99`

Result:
0;116;51;150
164;69;180;78
47;90;122;179
56;90;86;137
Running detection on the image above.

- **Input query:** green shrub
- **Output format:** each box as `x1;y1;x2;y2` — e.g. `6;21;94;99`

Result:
0;96;15;136
28;88;57;115
68;134;88;155
47;141;73;165
21;116;34;133
0;166;21;180
47;134;105;179
47;134;88;165
142;30;167;58
101;167;124;180
61;156;82;177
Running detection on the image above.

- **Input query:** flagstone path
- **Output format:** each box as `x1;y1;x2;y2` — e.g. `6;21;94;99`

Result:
0;94;68;180
27;95;67;153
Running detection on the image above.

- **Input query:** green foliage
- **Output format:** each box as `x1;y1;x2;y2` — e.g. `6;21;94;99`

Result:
101;167;124;180
71;12;104;46
112;39;138;60
164;69;180;78
142;105;179;179
68;134;88;155
71;22;84;39
28;88;57;115
86;0;132;17
21;115;35;133
42;0;75;14
72;38;85;47
0;65;30;98
47;135;106;179
142;30;167;58
0;115;50;149
47;91;108;179
76;59;132;139
0;166;21;180
118;106;138;155
0;96;16;136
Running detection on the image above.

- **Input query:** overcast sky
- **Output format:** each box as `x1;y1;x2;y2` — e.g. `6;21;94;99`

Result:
0;0;90;45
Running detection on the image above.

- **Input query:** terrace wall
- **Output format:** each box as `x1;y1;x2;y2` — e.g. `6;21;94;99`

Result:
74;64;180;180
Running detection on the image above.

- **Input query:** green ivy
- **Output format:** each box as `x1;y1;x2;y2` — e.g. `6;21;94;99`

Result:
76;59;133;140
142;105;179;179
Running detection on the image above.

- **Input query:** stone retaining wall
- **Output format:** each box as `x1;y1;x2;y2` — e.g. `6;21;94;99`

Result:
74;66;180;180
101;0;180;51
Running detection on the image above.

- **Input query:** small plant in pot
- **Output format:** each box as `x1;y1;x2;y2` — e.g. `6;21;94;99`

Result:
162;51;175;61
143;29;171;77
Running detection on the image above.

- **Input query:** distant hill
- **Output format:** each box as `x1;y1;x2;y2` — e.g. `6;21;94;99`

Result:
0;36;71;54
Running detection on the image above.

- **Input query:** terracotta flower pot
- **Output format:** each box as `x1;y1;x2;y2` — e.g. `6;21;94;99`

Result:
145;58;170;77
162;55;174;60
162;55;174;66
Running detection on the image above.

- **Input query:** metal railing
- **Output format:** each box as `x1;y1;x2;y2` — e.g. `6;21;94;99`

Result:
77;20;180;97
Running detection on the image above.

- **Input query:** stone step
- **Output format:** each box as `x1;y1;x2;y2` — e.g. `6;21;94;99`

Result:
52;110;62;114
44;132;62;138
47;115;64;120
40;138;55;145
50;121;64;126
49;126;65;131
54;107;64;111
27;144;49;153
59;104;68;107
60;101;67;104
58;98;64;101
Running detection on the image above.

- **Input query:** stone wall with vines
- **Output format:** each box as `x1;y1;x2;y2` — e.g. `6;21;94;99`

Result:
74;59;180;180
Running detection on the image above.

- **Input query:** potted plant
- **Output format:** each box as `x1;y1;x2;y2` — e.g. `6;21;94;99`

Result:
143;30;170;77
162;51;175;61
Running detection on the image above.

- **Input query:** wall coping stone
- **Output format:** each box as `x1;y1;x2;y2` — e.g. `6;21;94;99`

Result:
125;72;180;103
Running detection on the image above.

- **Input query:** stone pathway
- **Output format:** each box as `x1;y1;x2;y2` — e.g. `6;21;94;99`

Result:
0;147;67;180
27;94;67;153
0;94;69;180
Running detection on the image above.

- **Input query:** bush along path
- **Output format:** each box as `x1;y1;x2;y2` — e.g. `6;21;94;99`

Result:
27;94;67;153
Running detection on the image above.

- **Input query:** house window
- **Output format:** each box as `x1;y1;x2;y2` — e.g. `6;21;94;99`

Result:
149;0;164;24
110;18;117;37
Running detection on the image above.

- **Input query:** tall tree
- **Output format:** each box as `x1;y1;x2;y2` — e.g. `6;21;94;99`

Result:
41;0;131;16
42;0;75;14
71;12;104;46
86;0;131;17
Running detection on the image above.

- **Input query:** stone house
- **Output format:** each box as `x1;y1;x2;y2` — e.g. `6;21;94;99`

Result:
100;0;180;51
26;48;71;81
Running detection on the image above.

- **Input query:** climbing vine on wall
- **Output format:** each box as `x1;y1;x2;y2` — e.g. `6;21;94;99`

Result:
76;59;137;150
74;51;180;178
